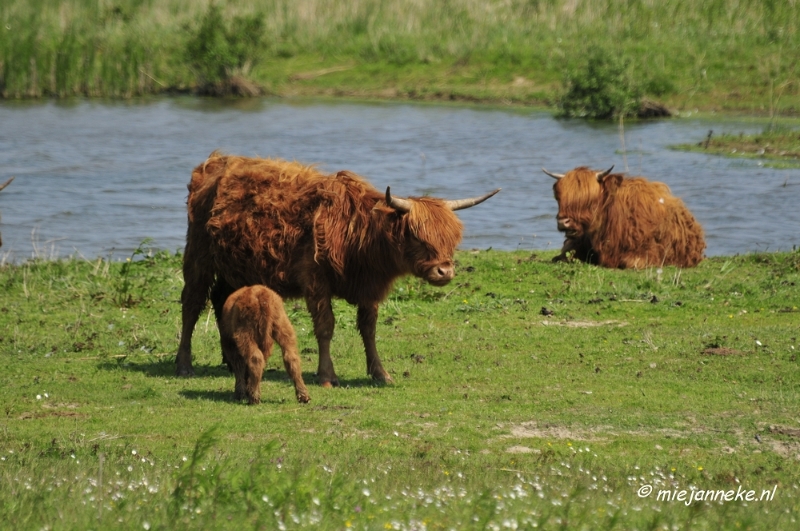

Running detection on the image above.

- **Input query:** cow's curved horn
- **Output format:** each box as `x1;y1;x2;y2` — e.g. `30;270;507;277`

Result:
385;186;413;212
542;168;565;180
595;166;614;181
0;177;14;192
444;189;501;211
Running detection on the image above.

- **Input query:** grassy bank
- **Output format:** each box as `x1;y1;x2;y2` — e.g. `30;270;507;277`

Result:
1;248;799;529
1;0;799;114
673;126;800;169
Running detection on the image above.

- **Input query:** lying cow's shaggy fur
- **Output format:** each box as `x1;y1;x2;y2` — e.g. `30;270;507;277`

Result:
545;166;705;269
177;153;498;384
220;285;310;404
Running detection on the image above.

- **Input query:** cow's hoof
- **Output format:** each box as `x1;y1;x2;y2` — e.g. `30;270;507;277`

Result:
176;367;195;377
319;379;339;388
371;372;394;384
297;393;311;403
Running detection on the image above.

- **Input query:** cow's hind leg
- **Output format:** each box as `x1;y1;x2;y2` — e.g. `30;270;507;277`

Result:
358;303;393;384
176;241;214;376
211;278;236;369
272;310;310;403
305;291;338;388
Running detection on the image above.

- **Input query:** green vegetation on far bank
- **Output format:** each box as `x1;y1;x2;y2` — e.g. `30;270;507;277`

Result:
1;248;799;529
673;126;800;169
1;0;799;116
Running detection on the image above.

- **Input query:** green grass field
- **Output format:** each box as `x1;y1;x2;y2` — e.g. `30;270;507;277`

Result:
1;0;799;114
1;247;799;529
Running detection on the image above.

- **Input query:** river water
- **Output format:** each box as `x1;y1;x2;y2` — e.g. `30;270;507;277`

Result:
0;98;797;262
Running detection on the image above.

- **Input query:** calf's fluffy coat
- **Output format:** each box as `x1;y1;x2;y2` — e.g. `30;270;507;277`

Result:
220;285;310;404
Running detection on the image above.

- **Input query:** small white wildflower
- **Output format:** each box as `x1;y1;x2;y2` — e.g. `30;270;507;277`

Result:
143;523;151;531
131;450;137;456
36;395;42;400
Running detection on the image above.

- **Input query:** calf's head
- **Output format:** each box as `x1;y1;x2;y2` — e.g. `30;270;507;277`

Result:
543;166;613;239
385;187;499;286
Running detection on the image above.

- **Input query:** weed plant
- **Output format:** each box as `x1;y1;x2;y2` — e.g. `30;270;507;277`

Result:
0;0;798;113
1;248;799;529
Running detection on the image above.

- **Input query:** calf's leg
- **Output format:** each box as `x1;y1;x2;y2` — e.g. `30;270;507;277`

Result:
242;339;266;405
271;310;310;403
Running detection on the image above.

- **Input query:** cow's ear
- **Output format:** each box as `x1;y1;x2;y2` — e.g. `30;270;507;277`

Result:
600;174;623;190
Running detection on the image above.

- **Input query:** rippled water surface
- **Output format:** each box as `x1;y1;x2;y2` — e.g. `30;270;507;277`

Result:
0;98;798;262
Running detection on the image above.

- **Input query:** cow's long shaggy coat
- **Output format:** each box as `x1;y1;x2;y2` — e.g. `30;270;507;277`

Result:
220;285;309;404
552;167;705;269
178;153;491;384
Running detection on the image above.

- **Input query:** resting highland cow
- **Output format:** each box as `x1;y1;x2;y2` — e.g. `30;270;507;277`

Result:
220;285;310;404
177;153;499;385
543;166;705;269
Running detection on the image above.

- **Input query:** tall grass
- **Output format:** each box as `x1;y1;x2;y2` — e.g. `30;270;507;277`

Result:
0;1;799;107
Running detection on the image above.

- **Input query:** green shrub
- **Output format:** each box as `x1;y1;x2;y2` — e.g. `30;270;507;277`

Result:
184;2;266;95
558;48;642;119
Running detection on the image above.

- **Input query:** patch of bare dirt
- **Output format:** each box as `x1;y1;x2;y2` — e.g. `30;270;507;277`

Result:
702;347;745;356
768;425;800;438
541;319;628;328
506;445;540;454
507;422;600;441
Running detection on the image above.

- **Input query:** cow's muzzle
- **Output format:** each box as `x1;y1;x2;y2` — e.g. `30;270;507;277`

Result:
426;264;455;286
556;217;574;234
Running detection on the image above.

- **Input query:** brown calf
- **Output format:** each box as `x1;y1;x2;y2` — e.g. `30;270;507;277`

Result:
220;285;310;404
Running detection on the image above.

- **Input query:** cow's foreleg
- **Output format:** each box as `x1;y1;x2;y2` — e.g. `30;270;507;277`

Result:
176;249;214;377
305;293;338;388
552;238;577;263
357;303;393;384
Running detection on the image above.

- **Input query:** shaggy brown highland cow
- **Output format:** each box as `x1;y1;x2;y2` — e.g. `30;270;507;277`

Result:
220;285;310;404
177;153;499;385
543;166;705;269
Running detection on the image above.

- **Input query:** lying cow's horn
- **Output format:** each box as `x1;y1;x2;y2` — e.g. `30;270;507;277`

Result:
595;166;614;181
385;186;413;212
444;189;501;211
0;176;14;192
542;168;565;180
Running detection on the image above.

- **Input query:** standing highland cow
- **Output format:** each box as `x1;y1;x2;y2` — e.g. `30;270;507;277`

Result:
543;166;705;268
220;285;310;404
177;153;499;385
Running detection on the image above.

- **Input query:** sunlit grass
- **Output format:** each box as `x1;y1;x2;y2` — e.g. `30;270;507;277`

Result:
1;248;799;528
